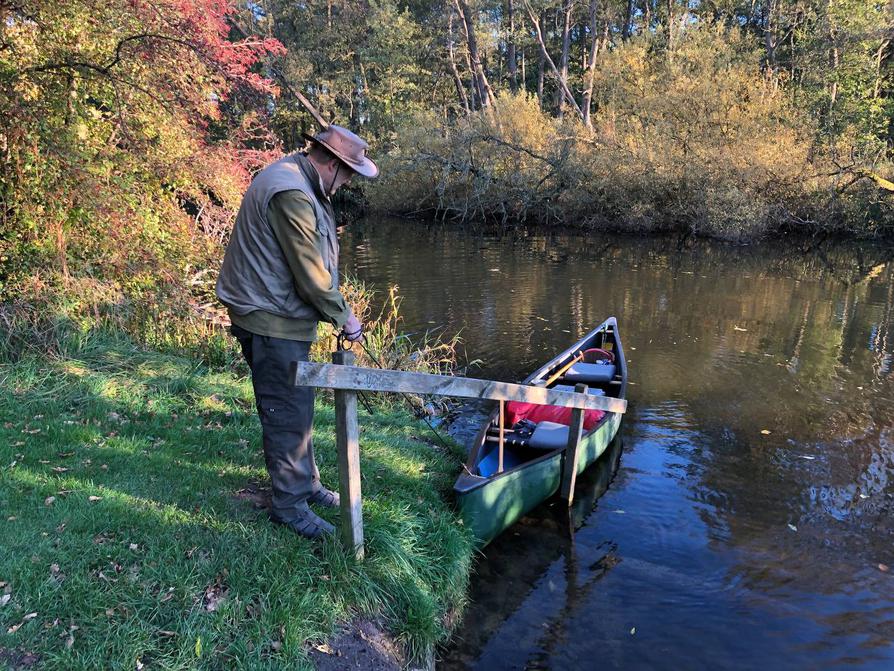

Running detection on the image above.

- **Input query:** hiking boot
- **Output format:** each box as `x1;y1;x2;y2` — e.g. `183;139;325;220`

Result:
270;504;335;539
308;485;340;509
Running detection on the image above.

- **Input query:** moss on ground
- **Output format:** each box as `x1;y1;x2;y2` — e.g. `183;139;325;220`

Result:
0;336;473;670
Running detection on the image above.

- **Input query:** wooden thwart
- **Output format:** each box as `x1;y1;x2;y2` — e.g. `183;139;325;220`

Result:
291;362;627;414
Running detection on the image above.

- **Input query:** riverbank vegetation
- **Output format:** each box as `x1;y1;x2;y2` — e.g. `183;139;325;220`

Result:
2;0;893;347
271;0;894;238
0;334;473;669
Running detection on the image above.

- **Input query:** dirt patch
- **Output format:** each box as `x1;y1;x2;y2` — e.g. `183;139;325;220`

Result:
233;480;271;511
0;648;41;669
444;400;490;450
307;619;407;671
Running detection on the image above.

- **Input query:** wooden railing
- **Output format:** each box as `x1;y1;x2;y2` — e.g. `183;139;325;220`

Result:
291;353;627;559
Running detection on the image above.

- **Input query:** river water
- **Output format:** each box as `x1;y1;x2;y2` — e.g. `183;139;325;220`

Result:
340;220;894;670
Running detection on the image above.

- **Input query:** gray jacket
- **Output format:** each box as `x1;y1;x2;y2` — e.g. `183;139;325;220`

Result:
216;153;340;324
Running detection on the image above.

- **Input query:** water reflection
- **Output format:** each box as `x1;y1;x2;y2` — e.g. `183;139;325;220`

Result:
339;221;894;669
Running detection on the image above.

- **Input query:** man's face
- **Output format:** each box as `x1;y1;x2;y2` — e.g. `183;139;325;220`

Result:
321;157;354;196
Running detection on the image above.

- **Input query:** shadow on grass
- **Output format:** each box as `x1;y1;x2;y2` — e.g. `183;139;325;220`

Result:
0;339;473;670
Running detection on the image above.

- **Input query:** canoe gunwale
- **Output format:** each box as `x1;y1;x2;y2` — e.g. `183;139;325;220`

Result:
456;317;627;495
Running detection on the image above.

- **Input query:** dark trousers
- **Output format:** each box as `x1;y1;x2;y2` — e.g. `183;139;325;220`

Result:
232;325;320;519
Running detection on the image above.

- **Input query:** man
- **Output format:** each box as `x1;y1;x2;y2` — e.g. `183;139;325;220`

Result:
216;125;378;539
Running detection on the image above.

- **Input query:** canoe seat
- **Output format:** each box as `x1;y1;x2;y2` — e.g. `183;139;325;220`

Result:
528;421;569;450
552;384;606;396
562;362;616;384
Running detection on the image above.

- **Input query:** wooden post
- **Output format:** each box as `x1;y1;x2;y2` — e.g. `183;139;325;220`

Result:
497;400;505;473
559;383;587;506
332;350;364;560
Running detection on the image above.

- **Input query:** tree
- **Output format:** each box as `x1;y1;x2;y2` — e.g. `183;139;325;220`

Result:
0;0;283;288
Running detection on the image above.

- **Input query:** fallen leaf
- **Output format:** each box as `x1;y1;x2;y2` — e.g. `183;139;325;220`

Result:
0;594;10;607
129;543;139;551
50;563;60;575
630;627;636;635
7;516;17;521
88;496;102;502
760;429;772;435
733;326;748;332
788;524;798;532
65;634;74;649
158;630;176;637
613;509;626;514
879;563;889;573
9;613;37;631
313;642;334;654
51;467;69;474
44;496;56;507
271;640;282;651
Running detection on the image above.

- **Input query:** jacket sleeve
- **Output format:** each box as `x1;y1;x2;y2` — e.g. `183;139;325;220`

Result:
267;189;352;329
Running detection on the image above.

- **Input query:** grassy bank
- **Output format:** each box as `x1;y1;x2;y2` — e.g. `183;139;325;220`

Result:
0;334;473;670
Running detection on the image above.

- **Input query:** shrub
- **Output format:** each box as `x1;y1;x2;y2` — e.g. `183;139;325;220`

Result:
371;24;889;239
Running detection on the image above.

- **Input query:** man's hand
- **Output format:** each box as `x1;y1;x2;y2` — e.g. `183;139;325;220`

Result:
342;312;363;342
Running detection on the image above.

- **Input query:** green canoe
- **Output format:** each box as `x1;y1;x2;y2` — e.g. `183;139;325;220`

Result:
453;317;628;546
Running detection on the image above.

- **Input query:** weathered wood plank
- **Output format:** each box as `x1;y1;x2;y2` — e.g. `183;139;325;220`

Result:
332;351;364;560
559;383;587;505
497;400;504;474
292;362;627;414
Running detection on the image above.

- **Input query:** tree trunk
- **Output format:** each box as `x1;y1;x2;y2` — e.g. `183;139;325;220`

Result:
623;0;633;39
448;10;471;114
521;48;526;92
455;0;493;108
874;40;889;99
536;12;545;108
556;0;573;116
581;0;600;130
665;0;673;49
507;0;518;92
763;0;777;70
525;1;586;122
828;37;839;119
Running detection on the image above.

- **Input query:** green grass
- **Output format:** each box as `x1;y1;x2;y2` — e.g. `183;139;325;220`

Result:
0;334;474;669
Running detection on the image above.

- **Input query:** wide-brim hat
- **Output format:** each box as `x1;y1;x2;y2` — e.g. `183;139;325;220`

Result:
302;124;379;179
